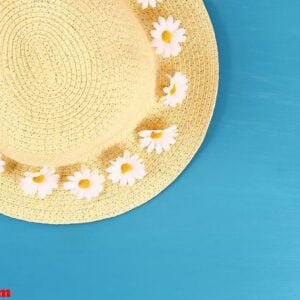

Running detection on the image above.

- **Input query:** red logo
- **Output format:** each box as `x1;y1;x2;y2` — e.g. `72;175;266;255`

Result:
0;290;11;298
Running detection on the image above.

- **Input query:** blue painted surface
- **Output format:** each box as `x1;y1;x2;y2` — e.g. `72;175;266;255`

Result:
1;1;300;299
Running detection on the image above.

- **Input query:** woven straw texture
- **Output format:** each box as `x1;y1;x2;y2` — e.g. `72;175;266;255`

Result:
0;0;218;224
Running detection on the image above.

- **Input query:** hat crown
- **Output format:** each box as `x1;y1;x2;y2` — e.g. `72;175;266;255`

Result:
0;0;155;167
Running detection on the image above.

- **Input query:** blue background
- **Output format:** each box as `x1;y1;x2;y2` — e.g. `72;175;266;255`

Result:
1;0;300;299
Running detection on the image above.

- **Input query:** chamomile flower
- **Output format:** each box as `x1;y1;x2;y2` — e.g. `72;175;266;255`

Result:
106;151;146;186
64;169;105;201
139;125;177;154
161;72;188;107
0;155;5;173
151;16;186;58
137;0;162;9
21;167;59;199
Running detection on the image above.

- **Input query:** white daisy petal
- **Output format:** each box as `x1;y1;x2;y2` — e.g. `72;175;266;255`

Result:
138;0;162;9
106;166;116;174
163;46;171;58
166;137;176;145
109;173;121;184
141;138;152;148
0;155;5;173
64;181;74;190
171;44;181;57
120;176;128;186
153;22;160;30
156;44;165;55
135;167;146;179
131;154;140;162
77;189;85;200
156;143;163;154
124;151;131;159
158;16;166;25
162;142;171;151
172;20;181;31
38;189;49;199
167;16;174;24
127;176;136;186
165;125;178;136
139;130;151;138
147;141;155;153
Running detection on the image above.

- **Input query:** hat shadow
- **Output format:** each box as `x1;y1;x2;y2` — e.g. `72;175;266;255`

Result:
4;158;18;174
57;163;82;183
98;144;126;169
135;116;167;133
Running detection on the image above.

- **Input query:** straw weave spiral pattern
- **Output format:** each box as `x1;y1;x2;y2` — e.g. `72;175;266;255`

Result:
0;0;155;167
0;0;218;224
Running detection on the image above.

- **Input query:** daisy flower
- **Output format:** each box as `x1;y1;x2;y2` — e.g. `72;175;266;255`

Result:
137;0;162;9
106;151;146;186
139;125;178;154
151;16;186;58
161;72;188;107
21;167;59;199
64;169;105;201
0;155;5;173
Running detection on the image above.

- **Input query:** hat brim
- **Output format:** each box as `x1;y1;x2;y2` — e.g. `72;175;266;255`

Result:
0;0;218;224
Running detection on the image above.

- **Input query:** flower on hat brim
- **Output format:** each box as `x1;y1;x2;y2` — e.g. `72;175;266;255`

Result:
139;125;178;154
151;16;186;58
21;167;59;199
106;151;146;186
161;72;188;107
137;0;162;9
64;169;105;201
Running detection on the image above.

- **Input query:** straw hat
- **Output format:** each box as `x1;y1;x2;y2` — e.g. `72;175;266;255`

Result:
0;0;218;224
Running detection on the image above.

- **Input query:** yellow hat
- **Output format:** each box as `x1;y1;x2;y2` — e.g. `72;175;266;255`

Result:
0;0;218;224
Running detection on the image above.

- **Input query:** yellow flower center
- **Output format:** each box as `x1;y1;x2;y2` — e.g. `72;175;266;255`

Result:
121;163;132;174
150;131;163;140
78;179;91;189
32;175;45;184
162;30;172;43
170;84;177;95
